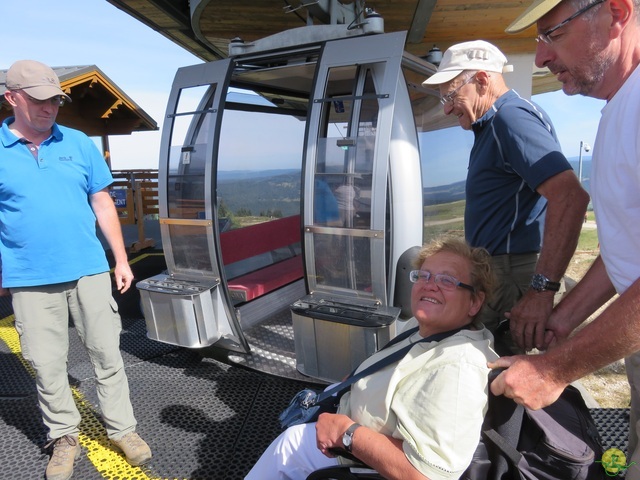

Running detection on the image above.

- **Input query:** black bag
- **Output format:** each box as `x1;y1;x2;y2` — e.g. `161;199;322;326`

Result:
278;388;340;430
462;372;606;480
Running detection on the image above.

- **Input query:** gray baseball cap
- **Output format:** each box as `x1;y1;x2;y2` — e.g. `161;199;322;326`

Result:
6;60;72;102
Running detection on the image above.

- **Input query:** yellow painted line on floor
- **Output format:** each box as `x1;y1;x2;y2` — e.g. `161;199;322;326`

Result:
0;314;34;375
129;252;165;265
0;313;168;480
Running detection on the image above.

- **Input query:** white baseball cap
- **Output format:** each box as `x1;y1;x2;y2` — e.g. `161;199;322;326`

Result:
422;40;514;86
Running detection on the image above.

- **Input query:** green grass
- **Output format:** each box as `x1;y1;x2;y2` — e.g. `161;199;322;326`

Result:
423;200;466;221
577;227;599;252
424;223;464;243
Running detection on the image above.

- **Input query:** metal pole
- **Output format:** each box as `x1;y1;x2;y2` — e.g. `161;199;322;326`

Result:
578;140;584;185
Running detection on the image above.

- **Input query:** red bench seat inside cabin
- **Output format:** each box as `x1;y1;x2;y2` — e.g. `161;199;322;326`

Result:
220;215;303;303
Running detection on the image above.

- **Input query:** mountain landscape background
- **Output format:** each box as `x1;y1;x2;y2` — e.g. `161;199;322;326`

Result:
214;157;592;217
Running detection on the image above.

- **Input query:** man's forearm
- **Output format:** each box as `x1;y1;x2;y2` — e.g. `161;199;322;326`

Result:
551;255;616;332
535;181;589;281
548;276;640;384
91;190;128;265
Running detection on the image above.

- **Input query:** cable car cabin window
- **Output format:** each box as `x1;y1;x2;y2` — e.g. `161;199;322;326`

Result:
314;66;376;231
311;65;381;293
166;223;214;273
165;84;215;275
167;85;212;220
216;88;305;227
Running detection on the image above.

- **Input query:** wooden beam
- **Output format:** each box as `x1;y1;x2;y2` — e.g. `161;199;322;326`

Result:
408;0;438;44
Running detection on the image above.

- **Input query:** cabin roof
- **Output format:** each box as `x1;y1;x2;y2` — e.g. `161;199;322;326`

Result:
105;0;560;95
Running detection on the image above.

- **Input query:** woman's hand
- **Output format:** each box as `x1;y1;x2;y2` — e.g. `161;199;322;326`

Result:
315;413;354;457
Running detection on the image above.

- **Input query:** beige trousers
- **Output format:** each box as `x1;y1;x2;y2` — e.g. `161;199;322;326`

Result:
12;272;137;441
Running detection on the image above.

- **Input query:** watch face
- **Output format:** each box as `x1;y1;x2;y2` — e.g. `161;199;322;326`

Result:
342;423;360;452
532;274;546;290
531;274;559;292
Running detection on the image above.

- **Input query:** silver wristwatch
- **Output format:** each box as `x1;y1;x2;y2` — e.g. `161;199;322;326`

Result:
342;423;361;452
530;273;561;292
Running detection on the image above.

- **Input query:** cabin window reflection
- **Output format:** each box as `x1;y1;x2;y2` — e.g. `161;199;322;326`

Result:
167;85;214;220
314;66;377;230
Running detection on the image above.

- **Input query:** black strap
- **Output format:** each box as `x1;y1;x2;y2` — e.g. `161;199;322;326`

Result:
315;325;466;404
482;370;533;480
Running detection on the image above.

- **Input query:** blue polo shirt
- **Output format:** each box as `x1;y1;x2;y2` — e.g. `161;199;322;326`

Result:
465;90;572;256
0;118;113;287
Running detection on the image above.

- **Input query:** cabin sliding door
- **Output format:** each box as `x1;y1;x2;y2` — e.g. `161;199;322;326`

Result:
154;59;249;351
303;31;407;304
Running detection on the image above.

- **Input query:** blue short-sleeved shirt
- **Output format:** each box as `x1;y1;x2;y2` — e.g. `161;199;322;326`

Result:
465;90;572;255
0;118;113;287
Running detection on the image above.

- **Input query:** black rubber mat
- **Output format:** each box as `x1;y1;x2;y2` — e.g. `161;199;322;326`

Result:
79;348;314;479
0;315;317;480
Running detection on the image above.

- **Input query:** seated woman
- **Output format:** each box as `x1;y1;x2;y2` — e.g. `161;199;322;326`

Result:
245;237;498;480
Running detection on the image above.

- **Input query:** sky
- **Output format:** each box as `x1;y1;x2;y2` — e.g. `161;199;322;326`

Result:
3;0;606;171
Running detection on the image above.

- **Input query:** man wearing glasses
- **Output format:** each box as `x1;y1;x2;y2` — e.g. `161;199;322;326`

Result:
0;60;151;480
490;1;640;477
422;41;589;353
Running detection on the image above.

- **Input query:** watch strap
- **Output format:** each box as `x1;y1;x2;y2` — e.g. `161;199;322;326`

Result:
531;273;561;292
545;280;561;291
343;423;361;452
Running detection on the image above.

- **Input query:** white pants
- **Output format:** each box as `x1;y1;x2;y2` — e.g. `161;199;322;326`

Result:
245;423;339;480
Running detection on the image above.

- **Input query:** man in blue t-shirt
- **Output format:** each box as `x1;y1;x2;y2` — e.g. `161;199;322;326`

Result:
423;41;589;352
0;60;151;480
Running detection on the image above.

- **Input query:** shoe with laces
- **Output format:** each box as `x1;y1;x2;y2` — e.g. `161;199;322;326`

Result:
111;432;152;466
45;435;81;480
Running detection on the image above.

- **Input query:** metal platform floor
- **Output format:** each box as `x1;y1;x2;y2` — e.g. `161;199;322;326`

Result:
0;252;633;479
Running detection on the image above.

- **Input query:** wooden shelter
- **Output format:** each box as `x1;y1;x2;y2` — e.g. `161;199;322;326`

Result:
0;64;158;167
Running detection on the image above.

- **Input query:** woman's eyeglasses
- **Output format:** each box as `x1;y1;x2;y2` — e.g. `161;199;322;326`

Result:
409;270;475;292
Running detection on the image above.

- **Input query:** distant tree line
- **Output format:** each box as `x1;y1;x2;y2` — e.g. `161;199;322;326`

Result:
217;172;301;218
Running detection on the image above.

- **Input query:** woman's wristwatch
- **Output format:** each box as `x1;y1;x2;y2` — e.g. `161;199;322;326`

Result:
342;423;361;452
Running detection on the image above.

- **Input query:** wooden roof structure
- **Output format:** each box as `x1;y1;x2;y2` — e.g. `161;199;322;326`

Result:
0;65;157;136
105;0;560;95
1;65;157;167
